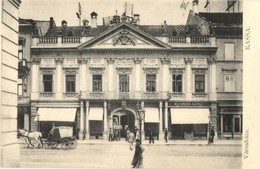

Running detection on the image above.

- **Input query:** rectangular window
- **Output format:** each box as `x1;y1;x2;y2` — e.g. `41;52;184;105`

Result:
172;74;182;93
18;84;23;96
66;75;76;92
195;75;205;93
146;74;156;92
43;74;53;92
224;74;235;92
93;75;102;92
225;43;235;60
223;114;232;132
119;74;129;92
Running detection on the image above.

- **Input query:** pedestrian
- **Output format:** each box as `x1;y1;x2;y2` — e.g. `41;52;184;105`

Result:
131;139;144;168
129;130;135;150
148;128;154;144
136;129;140;141
109;128;113;142
126;128;130;142
164;128;168;143
210;127;215;143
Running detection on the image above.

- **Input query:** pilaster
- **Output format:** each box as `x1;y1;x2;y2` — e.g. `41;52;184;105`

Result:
31;58;41;100
134;58;142;99
55;58;64;98
103;101;108;139
184;58;193;100
85;101;90;139
207;57;217;101
161;58;171;94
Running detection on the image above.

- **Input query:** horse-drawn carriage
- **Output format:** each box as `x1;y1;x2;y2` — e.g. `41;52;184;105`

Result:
18;126;77;149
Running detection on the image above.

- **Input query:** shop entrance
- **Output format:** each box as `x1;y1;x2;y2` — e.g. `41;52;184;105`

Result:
112;110;135;139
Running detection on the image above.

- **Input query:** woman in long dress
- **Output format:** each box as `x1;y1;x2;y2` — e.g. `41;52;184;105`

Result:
131;139;144;168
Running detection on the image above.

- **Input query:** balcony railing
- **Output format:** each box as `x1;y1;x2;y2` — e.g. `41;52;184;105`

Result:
168;36;186;43
62;37;81;43
39;36;57;44
190;36;209;43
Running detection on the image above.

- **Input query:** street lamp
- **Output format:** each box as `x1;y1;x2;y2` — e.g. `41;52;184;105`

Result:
136;102;145;144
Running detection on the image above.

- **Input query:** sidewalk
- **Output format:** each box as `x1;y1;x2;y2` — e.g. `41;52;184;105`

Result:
77;139;242;146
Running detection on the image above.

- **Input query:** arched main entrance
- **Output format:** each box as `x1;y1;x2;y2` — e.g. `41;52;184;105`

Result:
110;108;136;139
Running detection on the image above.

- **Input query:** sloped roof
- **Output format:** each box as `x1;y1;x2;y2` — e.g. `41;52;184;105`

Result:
44;23;203;37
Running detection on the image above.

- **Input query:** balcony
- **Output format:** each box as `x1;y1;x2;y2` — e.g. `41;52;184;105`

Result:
166;36;216;49
18;96;30;104
217;92;242;101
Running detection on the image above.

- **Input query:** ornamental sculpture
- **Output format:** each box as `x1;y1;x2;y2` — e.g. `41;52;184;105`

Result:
113;30;136;46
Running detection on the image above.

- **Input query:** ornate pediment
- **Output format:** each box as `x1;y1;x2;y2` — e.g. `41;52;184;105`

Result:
113;30;136;46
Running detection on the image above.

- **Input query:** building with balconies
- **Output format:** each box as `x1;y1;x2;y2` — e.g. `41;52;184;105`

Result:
26;7;223;142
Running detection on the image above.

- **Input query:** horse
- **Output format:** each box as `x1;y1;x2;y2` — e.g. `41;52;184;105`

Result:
18;129;43;148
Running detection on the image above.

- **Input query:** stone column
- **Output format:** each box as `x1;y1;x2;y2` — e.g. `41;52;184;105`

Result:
79;101;84;140
160;58;171;96
85;101;90;139
210;103;218;140
134;58;142;99
220;114;223;140
30;102;38;132
107;58;115;98
164;101;168;130
184;58;193;100
78;58;88;97
31;58;41;100
141;101;145;142
207;57;217;101
159;101;164;140
103;101;108;140
55;58;64;98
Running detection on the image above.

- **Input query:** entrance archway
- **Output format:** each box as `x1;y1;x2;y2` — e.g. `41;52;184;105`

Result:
110;108;136;139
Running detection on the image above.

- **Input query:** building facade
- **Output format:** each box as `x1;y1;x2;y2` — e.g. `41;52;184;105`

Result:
1;0;21;167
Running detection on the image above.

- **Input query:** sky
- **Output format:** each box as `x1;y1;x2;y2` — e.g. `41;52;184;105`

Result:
19;0;242;26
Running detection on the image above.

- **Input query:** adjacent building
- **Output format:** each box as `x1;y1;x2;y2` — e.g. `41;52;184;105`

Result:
1;0;21;167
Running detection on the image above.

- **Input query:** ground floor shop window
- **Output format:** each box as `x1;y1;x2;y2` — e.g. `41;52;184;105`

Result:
89;121;103;139
144;123;159;140
223;114;233;132
171;124;207;140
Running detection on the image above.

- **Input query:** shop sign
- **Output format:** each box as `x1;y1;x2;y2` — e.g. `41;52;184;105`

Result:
172;102;210;107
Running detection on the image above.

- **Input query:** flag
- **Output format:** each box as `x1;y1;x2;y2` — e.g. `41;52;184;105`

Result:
204;0;210;8
78;2;81;15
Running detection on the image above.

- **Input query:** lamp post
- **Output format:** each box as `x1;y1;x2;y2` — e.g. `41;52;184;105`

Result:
208;115;211;144
36;113;40;131
136;102;145;144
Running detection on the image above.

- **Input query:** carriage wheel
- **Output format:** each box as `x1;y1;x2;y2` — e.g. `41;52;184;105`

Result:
69;140;77;149
50;142;58;149
61;139;70;149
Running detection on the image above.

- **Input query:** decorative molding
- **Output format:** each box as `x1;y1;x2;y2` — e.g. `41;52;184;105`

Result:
64;58;78;67
184;58;193;64
89;67;105;74
77;58;88;64
40;92;55;97
169;68;184;74
144;58;158;67
90;92;104;98
40;68;54;74
170;59;185;68
31;58;41;65
106;58;115;64
133;58;142;64
116;57;132;67
160;57;171;65
116;67;133;74
55;58;64;65
143;67;159;74
40;58;55;68
192;68;208;74
90;58;104;67
64;68;78;74
113;30;136;46
63;92;79;97
207;57;217;65
192;58;207;68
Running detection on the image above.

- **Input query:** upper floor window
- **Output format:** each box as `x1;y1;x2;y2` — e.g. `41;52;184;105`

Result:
93;75;102;92
146;74;156;92
43;74;53;92
171;69;183;93
225;43;235;60
119;74;129;92
224;74;235;92
195;75;205;93
66;75;76;92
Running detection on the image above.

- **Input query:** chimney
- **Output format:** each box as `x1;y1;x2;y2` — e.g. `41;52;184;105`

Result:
50;17;54;29
90;11;98;28
133;14;140;25
61;20;67;27
192;0;199;14
82;19;89;27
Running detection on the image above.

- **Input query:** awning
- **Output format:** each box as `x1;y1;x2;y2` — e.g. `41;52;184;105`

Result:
88;107;103;121
171;108;209;124
37;108;77;122
144;108;159;123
